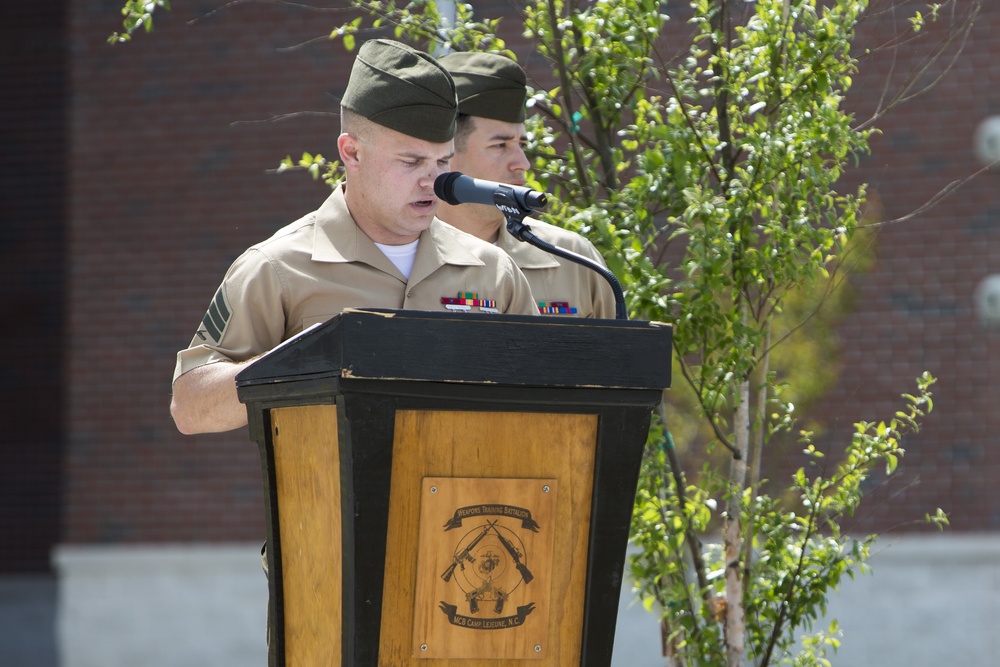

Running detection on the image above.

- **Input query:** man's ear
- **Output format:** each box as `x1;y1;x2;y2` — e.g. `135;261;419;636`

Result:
338;132;361;168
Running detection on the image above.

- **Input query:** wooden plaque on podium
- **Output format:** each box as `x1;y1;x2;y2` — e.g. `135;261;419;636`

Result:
236;308;672;667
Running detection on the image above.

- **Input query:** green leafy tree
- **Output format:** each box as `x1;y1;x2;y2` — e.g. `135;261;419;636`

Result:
309;4;973;663
113;1;980;664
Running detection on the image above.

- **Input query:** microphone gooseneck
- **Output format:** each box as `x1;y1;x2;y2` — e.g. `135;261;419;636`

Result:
508;222;628;321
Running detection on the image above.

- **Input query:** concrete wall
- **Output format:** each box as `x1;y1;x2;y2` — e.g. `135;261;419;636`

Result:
50;534;1000;667
613;534;1000;667
821;534;1000;666
54;545;266;667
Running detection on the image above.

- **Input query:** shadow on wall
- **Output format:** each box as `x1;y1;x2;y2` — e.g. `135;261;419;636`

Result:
0;574;58;667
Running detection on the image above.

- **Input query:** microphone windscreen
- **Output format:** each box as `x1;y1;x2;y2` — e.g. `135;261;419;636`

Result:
434;172;464;205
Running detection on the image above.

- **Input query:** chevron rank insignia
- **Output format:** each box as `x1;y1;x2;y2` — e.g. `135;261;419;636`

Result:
195;287;232;343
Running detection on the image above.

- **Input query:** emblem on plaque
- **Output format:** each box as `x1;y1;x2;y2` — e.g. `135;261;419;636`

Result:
412;478;556;659
438;512;537;629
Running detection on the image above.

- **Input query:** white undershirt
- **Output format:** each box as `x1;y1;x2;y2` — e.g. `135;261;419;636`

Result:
374;239;420;279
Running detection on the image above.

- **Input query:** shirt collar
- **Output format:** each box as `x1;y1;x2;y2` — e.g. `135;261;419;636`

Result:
310;184;370;263
310;184;488;271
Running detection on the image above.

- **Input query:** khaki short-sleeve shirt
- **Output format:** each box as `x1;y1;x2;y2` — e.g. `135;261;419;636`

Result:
173;185;538;382
497;218;618;319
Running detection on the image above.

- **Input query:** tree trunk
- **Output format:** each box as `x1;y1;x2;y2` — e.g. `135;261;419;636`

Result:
724;377;750;666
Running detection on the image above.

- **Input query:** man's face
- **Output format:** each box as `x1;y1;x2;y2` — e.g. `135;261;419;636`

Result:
341;124;454;245
452;117;530;188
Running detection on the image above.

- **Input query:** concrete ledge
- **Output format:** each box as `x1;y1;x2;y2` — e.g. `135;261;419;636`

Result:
54;543;267;667
823;533;1000;666
864;532;1000;563
610;534;1000;667
53;543;262;574
49;535;1000;667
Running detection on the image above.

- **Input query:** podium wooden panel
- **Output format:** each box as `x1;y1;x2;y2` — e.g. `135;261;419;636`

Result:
236;309;672;667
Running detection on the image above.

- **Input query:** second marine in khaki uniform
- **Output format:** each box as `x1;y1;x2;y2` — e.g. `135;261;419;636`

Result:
437;51;618;319
495;216;616;317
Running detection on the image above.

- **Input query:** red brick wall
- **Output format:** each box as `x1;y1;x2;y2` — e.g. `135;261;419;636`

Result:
31;0;1000;568
63;1;357;545
810;4;1000;532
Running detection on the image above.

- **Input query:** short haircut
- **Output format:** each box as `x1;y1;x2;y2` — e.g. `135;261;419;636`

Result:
454;113;476;152
341;106;377;144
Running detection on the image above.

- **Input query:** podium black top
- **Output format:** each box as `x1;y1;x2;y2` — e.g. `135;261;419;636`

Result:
235;308;671;392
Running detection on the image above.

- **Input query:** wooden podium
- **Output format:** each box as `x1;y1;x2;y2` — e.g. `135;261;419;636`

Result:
235;308;672;667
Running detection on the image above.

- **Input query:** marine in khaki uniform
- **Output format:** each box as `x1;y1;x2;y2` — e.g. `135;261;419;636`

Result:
437;51;618;319
171;39;538;435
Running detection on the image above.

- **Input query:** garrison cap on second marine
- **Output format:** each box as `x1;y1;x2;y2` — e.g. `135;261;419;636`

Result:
341;38;458;143
438;51;527;124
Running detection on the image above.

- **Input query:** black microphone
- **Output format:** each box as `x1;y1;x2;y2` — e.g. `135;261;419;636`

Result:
434;172;547;211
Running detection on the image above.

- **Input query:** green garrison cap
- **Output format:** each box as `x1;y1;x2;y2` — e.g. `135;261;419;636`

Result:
438;51;527;123
342;39;458;143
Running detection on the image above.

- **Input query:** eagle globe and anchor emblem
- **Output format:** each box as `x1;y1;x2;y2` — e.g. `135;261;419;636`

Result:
438;512;538;630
